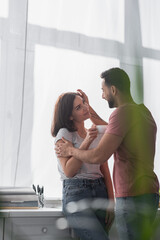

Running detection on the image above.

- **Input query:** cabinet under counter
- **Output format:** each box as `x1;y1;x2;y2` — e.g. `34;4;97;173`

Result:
0;208;78;240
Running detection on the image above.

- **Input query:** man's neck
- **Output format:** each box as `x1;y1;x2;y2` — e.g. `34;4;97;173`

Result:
116;96;135;107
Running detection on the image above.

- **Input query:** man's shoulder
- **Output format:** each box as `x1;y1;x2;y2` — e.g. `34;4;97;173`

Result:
110;104;134;117
115;103;144;114
109;103;141;124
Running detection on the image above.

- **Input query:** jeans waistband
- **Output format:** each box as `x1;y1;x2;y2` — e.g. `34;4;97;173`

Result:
63;177;104;187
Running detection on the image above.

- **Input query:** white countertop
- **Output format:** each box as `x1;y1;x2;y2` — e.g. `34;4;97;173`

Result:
0;207;159;218
0;207;63;218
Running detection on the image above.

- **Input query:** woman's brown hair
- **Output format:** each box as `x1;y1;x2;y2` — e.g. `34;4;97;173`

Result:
51;92;79;137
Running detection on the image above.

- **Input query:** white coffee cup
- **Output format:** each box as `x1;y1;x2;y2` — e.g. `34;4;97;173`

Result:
96;125;107;134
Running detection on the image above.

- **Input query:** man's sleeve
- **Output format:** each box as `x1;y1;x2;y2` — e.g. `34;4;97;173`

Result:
105;107;137;138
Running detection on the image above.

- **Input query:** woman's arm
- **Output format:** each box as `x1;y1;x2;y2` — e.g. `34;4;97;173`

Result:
56;126;98;178
100;161;115;231
100;162;114;202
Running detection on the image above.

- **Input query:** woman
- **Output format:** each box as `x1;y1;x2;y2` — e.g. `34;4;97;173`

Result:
51;90;114;240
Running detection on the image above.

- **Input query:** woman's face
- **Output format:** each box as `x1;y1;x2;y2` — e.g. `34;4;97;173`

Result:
70;95;90;123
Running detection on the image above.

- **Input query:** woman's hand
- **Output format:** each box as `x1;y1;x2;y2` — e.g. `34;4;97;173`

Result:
84;125;98;143
77;89;89;105
105;201;115;232
105;209;115;232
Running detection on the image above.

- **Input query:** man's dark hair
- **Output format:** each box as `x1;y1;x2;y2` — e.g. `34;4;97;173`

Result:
100;67;131;94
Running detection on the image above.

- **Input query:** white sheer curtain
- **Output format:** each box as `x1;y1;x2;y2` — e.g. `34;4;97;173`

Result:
0;0;160;198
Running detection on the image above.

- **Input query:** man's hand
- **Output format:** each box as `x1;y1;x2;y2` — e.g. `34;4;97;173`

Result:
55;138;73;158
77;89;89;105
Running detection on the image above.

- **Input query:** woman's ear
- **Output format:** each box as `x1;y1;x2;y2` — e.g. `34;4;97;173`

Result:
70;116;73;120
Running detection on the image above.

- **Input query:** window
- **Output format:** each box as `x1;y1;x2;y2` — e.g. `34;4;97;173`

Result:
0;0;160;199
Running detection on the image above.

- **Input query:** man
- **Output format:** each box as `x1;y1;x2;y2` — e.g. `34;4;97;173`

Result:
56;67;159;240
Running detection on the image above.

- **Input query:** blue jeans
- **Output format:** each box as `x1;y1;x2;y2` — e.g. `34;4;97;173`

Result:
115;193;159;240
62;178;110;240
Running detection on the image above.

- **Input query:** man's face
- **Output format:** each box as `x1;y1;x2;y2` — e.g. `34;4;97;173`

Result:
101;79;115;108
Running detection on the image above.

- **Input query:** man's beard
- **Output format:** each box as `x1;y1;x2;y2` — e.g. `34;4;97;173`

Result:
108;96;115;108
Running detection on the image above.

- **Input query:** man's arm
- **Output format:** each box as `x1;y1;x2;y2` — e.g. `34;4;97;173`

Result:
77;89;108;125
56;133;123;164
89;105;108;125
